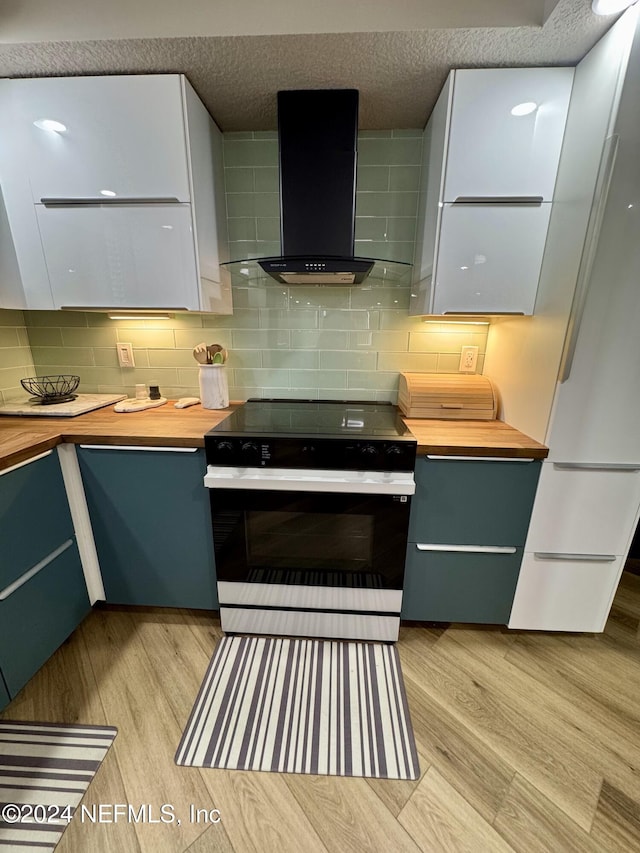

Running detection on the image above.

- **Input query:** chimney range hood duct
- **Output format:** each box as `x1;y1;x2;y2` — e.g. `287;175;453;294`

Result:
223;88;411;286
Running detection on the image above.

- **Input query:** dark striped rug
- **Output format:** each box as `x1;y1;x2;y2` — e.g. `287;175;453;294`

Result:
175;636;420;779
0;720;117;852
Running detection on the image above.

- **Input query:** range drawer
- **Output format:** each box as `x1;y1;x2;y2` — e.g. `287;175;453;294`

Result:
0;539;90;697
525;463;640;556
402;543;524;624
508;551;624;632
408;457;541;546
0;451;75;591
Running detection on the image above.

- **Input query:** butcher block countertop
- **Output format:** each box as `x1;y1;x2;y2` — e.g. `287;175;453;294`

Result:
0;402;548;471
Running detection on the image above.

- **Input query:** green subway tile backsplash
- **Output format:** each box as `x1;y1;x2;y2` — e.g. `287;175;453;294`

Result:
0;130;490;405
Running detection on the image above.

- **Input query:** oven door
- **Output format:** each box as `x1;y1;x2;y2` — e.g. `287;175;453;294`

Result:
205;465;414;639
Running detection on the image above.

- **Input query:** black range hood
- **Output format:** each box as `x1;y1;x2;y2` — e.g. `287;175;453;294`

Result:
223;88;410;287
259;89;373;285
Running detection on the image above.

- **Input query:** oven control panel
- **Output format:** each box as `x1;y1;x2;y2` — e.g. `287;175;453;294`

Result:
205;436;417;472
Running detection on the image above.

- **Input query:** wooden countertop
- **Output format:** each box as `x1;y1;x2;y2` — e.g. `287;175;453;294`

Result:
0;403;547;471
0;403;240;470
406;418;548;459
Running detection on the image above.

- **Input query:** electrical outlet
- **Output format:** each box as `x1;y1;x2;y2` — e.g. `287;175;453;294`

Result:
116;342;135;368
459;345;478;373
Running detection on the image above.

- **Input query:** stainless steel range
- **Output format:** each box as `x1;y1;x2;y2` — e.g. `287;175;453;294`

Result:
204;399;417;642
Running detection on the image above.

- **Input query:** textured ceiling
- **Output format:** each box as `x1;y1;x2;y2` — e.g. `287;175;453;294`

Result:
0;0;615;130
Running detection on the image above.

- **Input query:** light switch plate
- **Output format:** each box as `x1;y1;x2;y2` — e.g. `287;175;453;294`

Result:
116;342;135;368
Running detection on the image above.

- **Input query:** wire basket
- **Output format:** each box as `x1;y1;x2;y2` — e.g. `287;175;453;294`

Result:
21;374;80;404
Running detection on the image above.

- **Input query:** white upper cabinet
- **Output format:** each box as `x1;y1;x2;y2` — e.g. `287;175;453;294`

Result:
16;76;191;203
443;69;574;202
433;203;552;314
35;204;199;309
411;67;573;316
0;75;231;313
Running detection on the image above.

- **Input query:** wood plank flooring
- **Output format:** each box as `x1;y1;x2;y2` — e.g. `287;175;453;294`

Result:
2;571;640;852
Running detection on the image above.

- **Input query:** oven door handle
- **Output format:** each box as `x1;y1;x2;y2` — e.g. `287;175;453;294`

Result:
204;465;416;495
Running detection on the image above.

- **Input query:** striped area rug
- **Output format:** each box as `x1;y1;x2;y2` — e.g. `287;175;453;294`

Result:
176;636;420;779
0;720;117;852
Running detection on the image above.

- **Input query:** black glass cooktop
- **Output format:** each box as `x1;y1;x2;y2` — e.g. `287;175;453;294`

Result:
213;398;411;439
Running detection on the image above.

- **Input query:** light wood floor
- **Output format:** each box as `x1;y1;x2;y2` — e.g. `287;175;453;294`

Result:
3;571;640;853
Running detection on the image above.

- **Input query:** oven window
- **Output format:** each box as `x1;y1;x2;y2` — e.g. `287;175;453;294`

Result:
211;489;410;590
245;511;373;574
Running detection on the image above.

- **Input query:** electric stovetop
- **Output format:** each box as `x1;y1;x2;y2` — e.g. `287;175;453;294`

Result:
213;398;414;440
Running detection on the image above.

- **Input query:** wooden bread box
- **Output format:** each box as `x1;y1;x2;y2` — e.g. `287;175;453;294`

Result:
398;373;498;420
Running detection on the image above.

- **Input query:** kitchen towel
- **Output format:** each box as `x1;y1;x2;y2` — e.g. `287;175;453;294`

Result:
175;636;420;779
0;720;117;851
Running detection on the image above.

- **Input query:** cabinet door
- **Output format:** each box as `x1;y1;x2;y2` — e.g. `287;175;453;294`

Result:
443;68;573;202
508;551;624;631
432;202;551;314
78;447;218;609
0;539;90;697
35;203;200;310
0;451;75;592
525;463;640;556
13;75;191;202
409;457;541;547
402;544;523;623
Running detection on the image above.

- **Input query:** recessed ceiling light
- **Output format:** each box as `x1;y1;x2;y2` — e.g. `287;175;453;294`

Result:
100;189;117;197
592;0;636;15
33;118;67;133
510;102;538;117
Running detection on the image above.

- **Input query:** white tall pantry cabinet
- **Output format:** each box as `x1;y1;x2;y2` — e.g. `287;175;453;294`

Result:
0;75;231;313
509;7;640;632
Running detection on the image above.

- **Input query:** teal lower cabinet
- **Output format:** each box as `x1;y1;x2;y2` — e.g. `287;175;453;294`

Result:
0;450;91;709
401;544;524;623
0;537;90;701
78;446;217;609
409;457;541;546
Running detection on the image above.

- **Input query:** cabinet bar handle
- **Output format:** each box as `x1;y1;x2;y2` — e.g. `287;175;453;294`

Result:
40;197;181;206
452;196;543;205
79;445;198;452
0;540;73;601
0;450;52;478
533;552;617;562
552;462;640;472
60;306;189;312
425;455;535;462
416;544;517;554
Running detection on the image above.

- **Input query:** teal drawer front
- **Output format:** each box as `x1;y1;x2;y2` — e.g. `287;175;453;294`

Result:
78;447;217;609
0;673;10;710
401;544;524;624
408;457;541;546
0;540;90;697
0;451;75;590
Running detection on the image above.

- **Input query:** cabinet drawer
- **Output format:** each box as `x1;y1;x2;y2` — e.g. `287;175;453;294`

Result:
508;551;624;632
402;544;523;623
0;452;75;591
525;463;640;556
433;203;551;315
443;68;573;202
409;457;541;546
36;203;200;310
0;539;90;697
